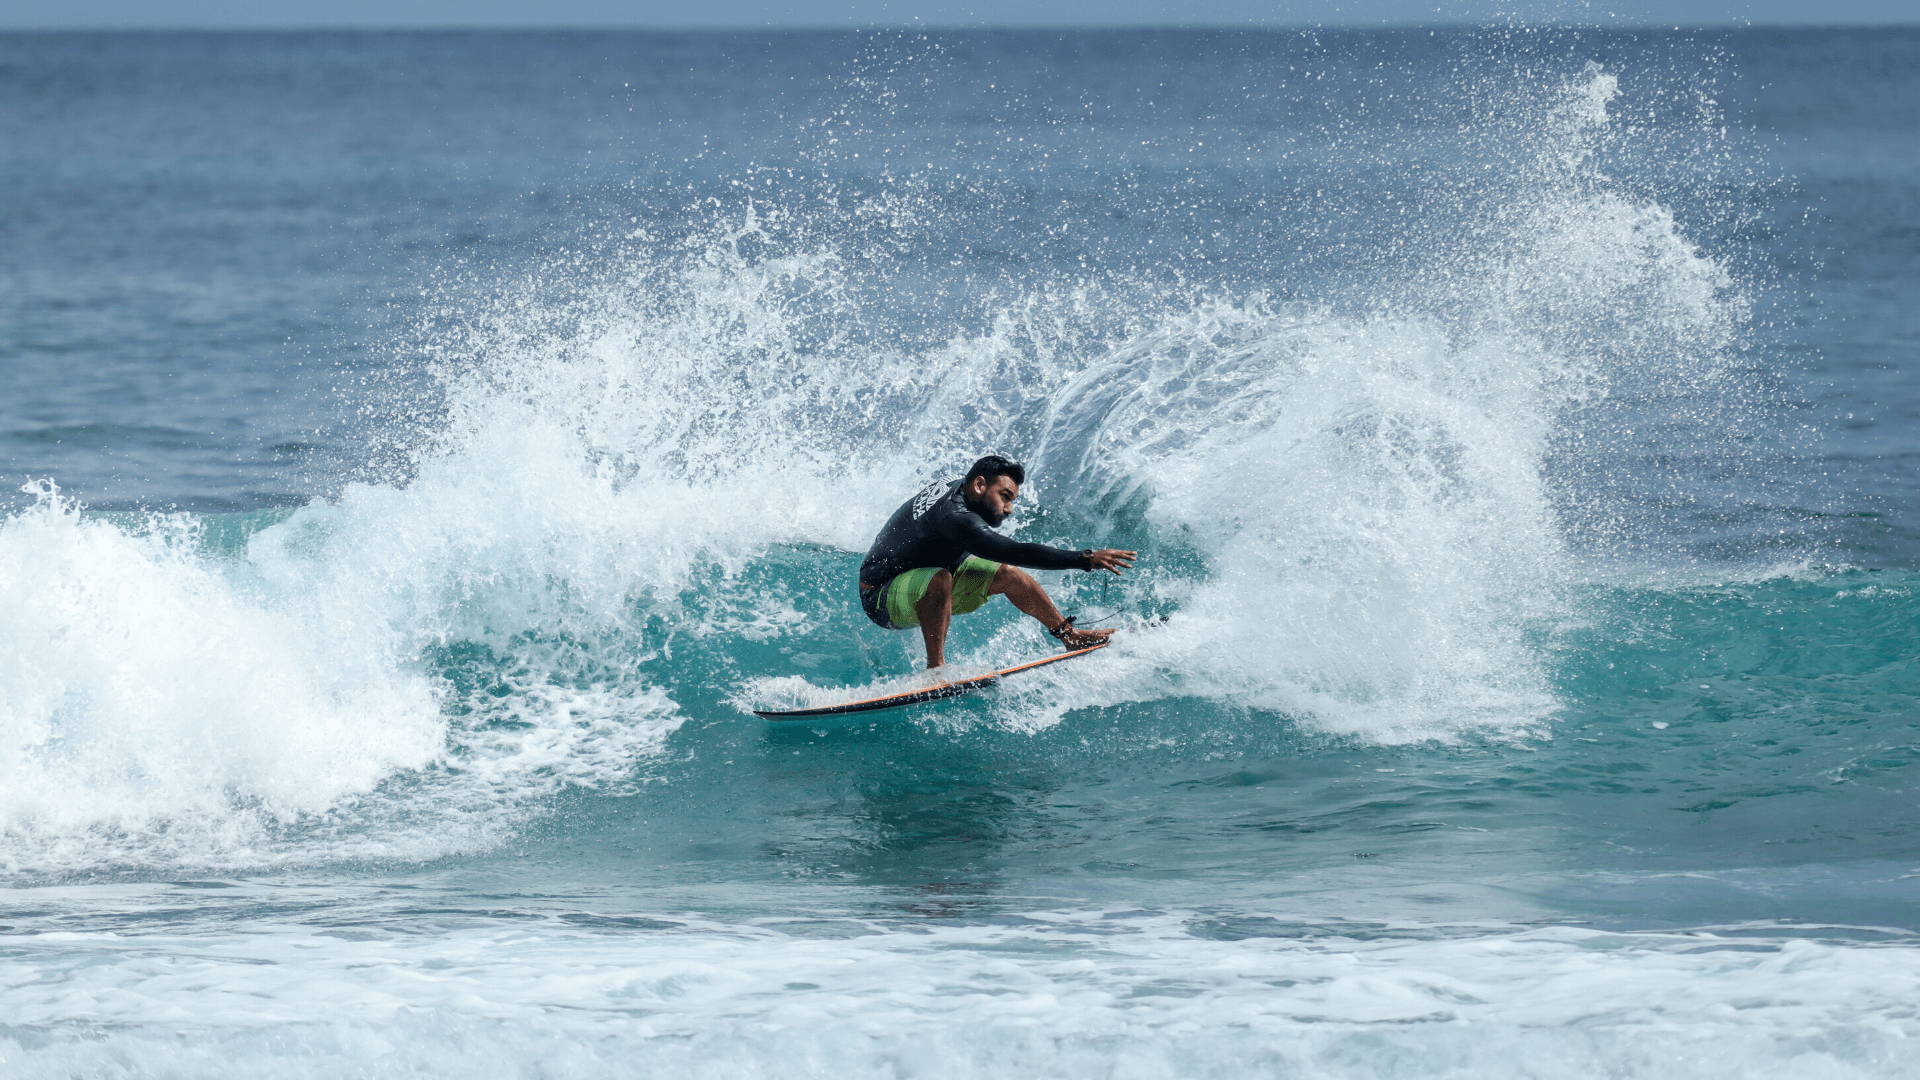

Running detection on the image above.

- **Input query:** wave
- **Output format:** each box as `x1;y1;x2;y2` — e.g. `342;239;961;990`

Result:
0;59;1780;877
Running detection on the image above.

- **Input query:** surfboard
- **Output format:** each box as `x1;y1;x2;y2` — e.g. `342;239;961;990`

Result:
754;643;1108;720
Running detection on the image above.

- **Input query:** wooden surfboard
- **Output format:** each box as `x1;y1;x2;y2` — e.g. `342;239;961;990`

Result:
754;643;1108;720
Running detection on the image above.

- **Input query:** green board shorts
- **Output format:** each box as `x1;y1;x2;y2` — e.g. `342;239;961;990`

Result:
863;556;1002;630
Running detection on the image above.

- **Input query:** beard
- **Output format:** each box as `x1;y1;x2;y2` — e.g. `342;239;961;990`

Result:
967;495;1009;526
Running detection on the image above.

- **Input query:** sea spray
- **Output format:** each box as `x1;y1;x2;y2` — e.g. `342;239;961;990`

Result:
0;49;1764;873
1007;67;1750;738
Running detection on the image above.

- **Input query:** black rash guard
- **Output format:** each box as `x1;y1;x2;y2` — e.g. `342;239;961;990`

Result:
859;479;1092;587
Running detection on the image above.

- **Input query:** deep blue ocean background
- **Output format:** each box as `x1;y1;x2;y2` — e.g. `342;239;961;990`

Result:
2;28;1917;1077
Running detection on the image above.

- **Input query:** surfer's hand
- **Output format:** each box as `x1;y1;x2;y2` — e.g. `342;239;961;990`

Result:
1086;549;1136;575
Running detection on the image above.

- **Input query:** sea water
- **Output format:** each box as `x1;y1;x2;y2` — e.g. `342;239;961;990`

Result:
2;27;1917;1077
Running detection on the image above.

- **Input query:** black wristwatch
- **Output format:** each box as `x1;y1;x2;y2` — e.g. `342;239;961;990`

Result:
1080;549;1096;571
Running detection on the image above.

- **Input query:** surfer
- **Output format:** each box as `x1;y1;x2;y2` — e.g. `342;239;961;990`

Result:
859;455;1137;669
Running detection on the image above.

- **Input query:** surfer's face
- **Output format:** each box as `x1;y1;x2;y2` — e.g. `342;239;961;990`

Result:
968;475;1019;526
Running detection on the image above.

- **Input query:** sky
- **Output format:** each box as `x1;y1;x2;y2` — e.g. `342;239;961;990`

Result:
5;0;1916;29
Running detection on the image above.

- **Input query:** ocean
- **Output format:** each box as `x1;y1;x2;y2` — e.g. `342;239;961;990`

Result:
2;26;1917;1077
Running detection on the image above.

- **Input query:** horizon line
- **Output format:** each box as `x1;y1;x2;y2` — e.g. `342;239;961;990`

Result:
5;20;1920;33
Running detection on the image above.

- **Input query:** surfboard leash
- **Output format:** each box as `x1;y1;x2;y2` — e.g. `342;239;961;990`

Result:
1076;567;1124;627
1054;569;1124;628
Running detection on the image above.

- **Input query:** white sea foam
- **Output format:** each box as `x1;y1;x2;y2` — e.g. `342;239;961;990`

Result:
1;914;1912;1079
0;484;447;873
0;447;690;875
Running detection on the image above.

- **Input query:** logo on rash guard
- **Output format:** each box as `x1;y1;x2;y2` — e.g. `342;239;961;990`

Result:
910;480;947;519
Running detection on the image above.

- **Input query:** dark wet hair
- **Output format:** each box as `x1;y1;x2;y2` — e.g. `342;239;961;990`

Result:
964;455;1026;487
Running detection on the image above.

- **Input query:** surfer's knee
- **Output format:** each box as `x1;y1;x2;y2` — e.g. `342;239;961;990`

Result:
989;563;1035;596
921;569;954;601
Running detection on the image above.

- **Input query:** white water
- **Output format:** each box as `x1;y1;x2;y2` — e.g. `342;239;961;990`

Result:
0;485;447;872
4;913;1912;1079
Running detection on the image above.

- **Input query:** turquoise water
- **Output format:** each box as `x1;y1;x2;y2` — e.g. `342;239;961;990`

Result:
3;28;1918;1077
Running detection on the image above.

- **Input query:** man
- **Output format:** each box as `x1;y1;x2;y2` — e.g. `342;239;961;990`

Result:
859;455;1138;669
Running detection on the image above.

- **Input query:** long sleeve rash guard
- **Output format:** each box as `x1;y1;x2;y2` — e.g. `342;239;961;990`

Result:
858;479;1091;586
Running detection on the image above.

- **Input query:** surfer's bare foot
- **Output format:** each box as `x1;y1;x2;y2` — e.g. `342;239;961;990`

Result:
1049;620;1113;651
